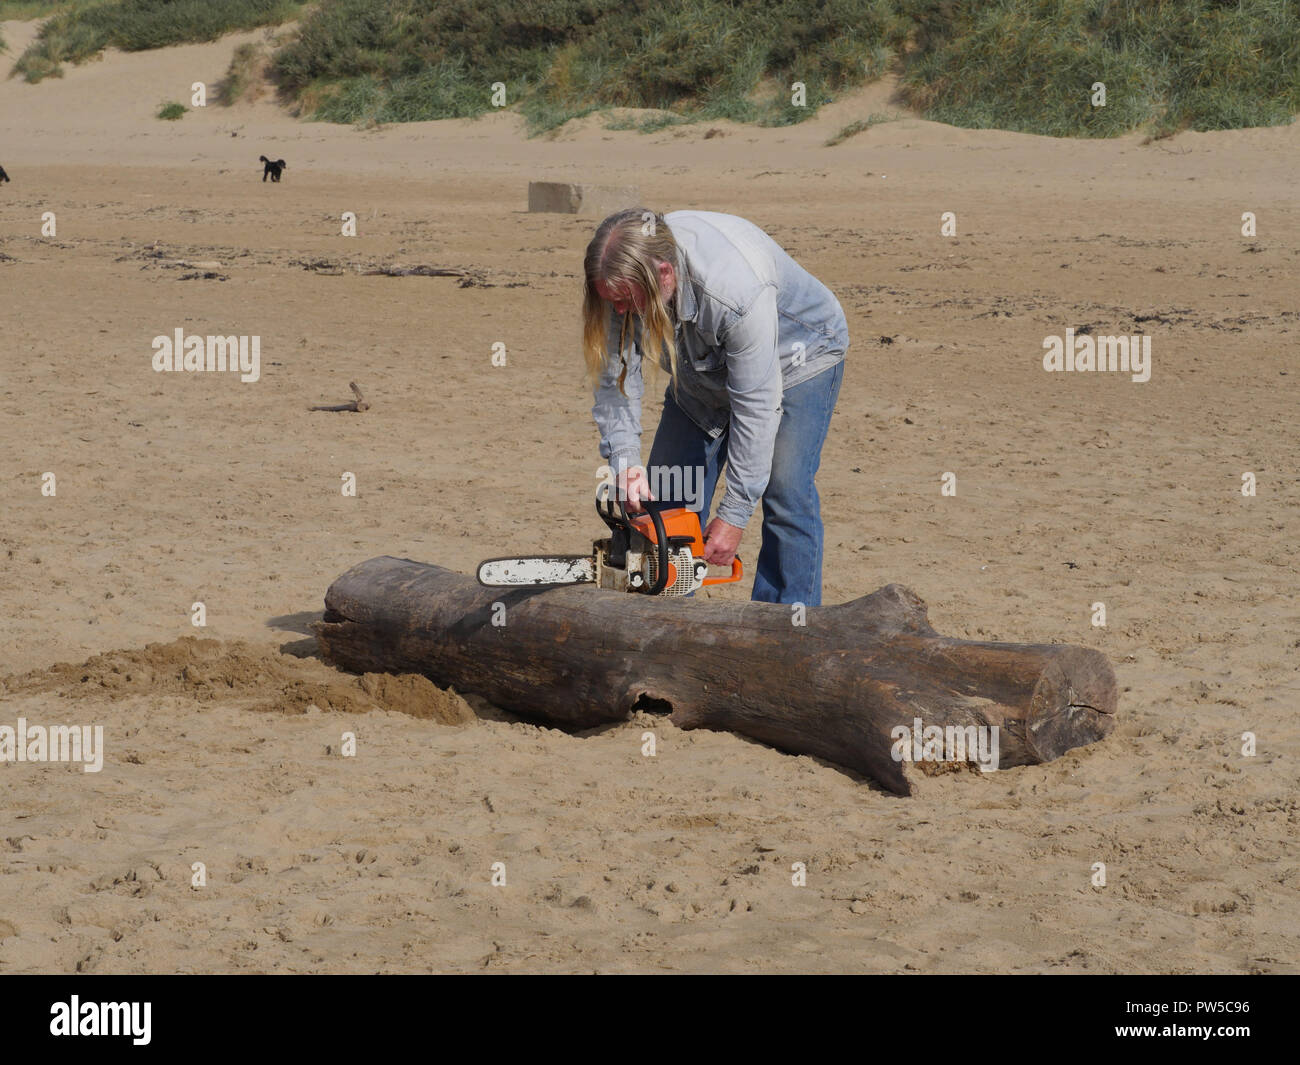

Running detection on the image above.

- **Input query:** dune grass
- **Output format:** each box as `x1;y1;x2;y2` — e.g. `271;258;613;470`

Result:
214;39;269;105
9;0;1298;137
0;0;70;19
894;0;1300;138
273;0;906;132
12;0;303;83
825;111;902;146
273;0;1299;136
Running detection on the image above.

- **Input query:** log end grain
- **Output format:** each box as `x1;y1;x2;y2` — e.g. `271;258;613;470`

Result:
1026;646;1119;760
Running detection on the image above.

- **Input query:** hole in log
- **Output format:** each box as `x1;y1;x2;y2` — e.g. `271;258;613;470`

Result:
630;692;674;715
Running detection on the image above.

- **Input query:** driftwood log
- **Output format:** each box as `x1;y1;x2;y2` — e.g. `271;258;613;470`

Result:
313;556;1117;795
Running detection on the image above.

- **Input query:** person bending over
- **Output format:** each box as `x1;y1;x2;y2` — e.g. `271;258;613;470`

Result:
583;208;849;606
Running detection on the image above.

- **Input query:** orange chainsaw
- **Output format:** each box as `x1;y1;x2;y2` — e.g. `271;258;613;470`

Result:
476;487;743;595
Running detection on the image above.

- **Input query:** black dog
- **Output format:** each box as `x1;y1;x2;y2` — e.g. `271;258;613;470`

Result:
0;165;9;184
259;155;286;182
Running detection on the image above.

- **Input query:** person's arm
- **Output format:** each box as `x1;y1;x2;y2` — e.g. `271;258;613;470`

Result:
714;284;782;529
591;306;646;482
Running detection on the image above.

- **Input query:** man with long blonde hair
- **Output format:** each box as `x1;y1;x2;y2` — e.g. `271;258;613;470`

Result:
584;208;849;606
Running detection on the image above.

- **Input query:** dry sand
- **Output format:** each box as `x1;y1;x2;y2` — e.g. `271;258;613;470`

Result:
0;22;1296;973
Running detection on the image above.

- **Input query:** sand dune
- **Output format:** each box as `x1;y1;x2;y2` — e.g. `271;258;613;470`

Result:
0;23;1296;973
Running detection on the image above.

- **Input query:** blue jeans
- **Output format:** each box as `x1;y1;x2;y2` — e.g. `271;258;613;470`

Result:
647;359;844;606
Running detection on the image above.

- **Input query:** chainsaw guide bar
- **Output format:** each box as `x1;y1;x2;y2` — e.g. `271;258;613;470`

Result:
476;555;595;587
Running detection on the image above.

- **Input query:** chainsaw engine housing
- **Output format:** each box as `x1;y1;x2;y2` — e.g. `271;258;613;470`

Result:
593;533;704;596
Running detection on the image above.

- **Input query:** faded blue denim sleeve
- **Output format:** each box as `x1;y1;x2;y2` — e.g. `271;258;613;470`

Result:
591;308;645;476
717;285;782;528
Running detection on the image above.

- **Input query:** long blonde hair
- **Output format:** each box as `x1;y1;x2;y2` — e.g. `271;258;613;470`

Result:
582;208;679;396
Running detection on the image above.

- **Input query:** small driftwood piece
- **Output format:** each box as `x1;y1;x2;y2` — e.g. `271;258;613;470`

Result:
362;265;470;277
308;381;370;413
313;556;1119;795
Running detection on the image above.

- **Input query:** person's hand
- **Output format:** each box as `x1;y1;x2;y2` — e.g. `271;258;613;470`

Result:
618;466;655;512
702;517;743;566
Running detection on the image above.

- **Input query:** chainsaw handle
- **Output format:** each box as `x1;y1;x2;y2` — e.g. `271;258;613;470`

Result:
595;482;629;534
701;556;743;586
644;504;671;595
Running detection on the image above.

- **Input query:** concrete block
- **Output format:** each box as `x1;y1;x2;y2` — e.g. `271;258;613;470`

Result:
528;181;642;217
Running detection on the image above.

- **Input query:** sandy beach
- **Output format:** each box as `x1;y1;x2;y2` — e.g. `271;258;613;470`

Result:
0;20;1296;973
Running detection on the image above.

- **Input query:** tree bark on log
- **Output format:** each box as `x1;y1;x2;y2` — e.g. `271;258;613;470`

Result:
313;556;1118;795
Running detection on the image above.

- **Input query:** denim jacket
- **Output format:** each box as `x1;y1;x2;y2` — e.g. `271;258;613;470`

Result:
591;210;849;528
